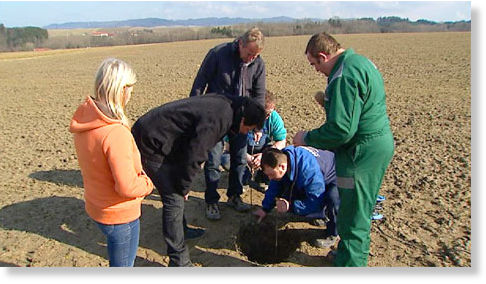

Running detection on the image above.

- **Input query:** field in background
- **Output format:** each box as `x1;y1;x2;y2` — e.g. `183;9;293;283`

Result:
0;32;471;267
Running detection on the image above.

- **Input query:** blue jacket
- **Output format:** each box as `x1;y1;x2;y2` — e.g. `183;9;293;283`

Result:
261;146;336;215
189;40;266;107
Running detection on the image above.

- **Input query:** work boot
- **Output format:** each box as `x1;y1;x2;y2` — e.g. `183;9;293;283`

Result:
206;203;221;220
227;195;251;212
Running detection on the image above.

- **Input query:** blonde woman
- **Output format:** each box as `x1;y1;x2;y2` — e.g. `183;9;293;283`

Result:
70;58;153;267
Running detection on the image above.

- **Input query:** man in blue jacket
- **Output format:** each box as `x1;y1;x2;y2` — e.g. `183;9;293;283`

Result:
190;27;266;221
253;146;340;247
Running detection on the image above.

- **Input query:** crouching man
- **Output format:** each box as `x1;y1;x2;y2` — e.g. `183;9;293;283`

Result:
253;146;340;248
132;94;265;266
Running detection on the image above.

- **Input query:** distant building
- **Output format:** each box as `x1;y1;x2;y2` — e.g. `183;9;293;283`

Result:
91;31;114;37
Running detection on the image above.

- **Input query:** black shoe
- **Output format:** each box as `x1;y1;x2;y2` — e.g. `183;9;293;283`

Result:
184;227;206;240
168;260;194;267
248;179;267;193
227;195;251;212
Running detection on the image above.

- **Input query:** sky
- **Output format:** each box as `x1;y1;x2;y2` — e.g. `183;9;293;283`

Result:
0;0;473;28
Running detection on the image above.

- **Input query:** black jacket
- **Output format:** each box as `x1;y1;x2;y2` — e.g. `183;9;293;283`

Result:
189;40;266;107
131;94;247;196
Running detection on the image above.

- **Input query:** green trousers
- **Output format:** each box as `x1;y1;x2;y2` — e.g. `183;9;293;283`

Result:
333;128;394;267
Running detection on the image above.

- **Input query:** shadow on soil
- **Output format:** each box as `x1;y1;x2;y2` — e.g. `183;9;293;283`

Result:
29;169;84;188
3;169;327;266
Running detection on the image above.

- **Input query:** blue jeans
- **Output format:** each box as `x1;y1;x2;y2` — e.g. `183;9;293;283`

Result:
96;218;140;267
204;133;247;204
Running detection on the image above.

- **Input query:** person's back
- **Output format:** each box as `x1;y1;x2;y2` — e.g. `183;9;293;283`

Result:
299;146;336;188
71;98;152;223
132;94;234;165
329;50;390;137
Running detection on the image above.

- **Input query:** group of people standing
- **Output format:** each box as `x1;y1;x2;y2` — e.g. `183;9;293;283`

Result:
70;27;394;267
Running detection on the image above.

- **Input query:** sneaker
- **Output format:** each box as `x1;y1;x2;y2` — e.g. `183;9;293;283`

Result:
206;203;221;220
184;227;206;240
310;218;326;227
313;236;338;248
227;195;251;212
371;211;383;220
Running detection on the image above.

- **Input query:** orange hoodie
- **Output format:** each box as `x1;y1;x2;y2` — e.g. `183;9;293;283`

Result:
69;96;154;225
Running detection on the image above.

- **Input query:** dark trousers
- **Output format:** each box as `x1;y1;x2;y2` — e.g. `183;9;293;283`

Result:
204;133;247;204
142;159;191;267
323;183;340;237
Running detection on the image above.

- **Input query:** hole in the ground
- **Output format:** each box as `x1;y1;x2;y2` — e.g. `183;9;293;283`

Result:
236;218;301;264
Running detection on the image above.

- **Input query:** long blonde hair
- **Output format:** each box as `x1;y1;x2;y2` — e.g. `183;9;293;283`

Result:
94;58;136;126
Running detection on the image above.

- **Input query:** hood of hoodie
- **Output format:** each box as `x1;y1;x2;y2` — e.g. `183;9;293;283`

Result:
69;96;124;133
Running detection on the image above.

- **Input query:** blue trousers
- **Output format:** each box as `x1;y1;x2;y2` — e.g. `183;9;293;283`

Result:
96;218;140;267
204;133;247;204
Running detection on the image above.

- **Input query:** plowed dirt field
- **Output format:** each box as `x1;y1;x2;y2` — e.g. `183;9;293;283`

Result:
0;32;471;267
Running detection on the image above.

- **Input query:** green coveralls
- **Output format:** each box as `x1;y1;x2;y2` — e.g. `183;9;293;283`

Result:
304;49;394;266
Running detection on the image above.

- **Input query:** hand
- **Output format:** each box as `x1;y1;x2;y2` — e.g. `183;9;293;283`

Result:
314;90;326;107
184;193;189;201
254;130;263;143
253;208;267;223
246;153;255;167
293;131;307;146
250;153;262;169
276;198;289;213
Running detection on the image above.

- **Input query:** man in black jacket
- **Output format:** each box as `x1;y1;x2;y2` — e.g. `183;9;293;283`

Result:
131;94;265;267
190;27;266;221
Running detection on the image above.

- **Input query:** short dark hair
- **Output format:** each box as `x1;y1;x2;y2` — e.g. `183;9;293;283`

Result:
241;98;266;129
261;148;287;169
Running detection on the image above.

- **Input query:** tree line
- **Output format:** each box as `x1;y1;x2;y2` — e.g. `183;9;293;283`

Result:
0;17;471;52
0;24;48;51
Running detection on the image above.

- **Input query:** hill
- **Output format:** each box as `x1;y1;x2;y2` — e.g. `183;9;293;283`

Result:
44;16;299;29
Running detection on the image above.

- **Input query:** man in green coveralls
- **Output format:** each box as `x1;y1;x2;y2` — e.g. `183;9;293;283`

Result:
293;32;394;266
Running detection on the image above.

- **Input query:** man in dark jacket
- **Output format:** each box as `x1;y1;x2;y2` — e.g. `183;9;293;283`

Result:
131;94;265;267
189;27;266;221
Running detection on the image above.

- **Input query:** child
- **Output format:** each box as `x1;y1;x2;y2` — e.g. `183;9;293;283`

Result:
70;58;154;267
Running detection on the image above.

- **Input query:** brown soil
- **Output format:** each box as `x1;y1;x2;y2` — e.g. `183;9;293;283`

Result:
0;32;471;267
